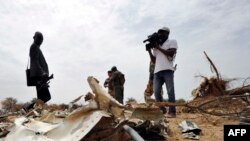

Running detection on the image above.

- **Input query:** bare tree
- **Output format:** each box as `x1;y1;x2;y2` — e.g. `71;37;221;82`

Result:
126;97;138;105
1;97;19;113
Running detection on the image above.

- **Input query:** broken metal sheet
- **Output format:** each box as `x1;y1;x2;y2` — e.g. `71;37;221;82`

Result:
182;132;200;140
4;117;56;141
0;122;12;129
126;106;169;140
46;110;110;141
179;120;202;140
54;111;68;118
0;122;11;138
87;76;125;108
87;76;125;118
240;116;250;125
123;125;145;141
0;129;9;138
87;76;114;109
68;95;84;112
127;119;168;140
19;118;59;133
38;109;70;124
240;105;250;118
179;120;201;133
82;119;145;141
82;116;126;140
3;109;110;141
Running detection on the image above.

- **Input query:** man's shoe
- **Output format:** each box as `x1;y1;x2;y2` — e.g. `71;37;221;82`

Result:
160;107;167;114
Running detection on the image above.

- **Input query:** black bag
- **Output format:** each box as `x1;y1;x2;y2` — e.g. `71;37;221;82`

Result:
26;58;37;86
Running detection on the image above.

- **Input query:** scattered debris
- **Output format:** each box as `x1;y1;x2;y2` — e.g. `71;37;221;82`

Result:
239;106;250;125
179;120;201;140
0;76;169;141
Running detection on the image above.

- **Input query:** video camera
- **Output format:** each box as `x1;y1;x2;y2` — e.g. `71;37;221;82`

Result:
143;32;161;51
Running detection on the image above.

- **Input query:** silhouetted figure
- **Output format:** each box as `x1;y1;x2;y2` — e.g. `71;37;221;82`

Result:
25;31;51;111
103;70;114;97
109;66;125;104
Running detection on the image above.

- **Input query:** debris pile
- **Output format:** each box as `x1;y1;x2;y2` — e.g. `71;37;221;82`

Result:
0;76;169;141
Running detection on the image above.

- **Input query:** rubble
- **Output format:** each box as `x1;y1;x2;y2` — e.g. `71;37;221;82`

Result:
0;76;169;141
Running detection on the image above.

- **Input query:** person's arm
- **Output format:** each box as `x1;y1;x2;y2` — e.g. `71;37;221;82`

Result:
155;40;177;58
155;46;176;58
104;79;108;87
30;44;44;77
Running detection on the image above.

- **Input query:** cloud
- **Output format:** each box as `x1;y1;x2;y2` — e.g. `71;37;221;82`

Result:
0;0;249;104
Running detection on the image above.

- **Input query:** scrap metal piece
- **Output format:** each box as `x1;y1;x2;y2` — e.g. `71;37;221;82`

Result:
128;119;168;140
123;125;145;141
239;106;250;125
0;122;12;138
179;120;202;140
39;110;65;124
82;116;127;141
46;110;110;141
68;95;84;112
87;76;125;108
4;117;56;141
87;76;125;118
4;109;110;141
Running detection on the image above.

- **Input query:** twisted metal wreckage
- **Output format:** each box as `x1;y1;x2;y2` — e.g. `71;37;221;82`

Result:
0;76;169;141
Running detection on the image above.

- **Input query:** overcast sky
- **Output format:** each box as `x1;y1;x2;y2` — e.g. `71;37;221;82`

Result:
0;0;250;105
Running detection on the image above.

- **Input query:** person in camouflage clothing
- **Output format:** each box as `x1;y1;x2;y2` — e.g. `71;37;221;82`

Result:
103;70;114;97
144;61;163;103
109;66;125;104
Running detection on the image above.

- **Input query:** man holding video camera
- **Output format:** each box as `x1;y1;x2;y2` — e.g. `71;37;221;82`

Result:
146;27;178;118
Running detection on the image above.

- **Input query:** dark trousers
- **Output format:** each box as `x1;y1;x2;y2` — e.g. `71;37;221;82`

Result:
114;86;124;104
154;70;176;114
36;82;51;103
26;78;51;110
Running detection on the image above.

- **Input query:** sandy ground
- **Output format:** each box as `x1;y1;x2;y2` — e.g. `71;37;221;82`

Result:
166;111;239;141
